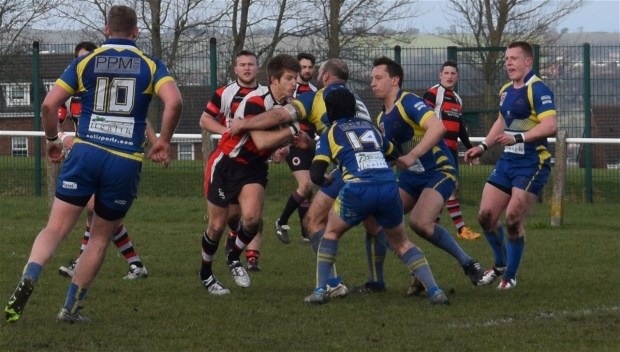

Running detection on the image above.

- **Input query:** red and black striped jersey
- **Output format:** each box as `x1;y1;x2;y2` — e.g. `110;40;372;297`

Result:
423;84;472;152
294;82;316;98
204;81;262;127
217;86;286;164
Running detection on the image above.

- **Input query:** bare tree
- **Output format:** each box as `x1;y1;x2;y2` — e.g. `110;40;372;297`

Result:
57;0;230;75
140;0;231;72
444;0;585;161
446;0;586;101
309;0;418;59
0;0;64;54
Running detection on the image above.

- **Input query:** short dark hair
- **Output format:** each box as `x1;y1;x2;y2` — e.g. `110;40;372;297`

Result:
322;58;349;81
297;52;316;65
325;88;356;122
235;50;258;66
267;54;301;80
373;56;404;88
441;60;458;73
508;41;534;58
74;41;97;58
107;5;137;37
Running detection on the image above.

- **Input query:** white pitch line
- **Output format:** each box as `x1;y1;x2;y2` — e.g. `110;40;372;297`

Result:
447;304;620;328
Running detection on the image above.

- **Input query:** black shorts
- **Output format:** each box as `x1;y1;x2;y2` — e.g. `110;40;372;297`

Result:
205;151;268;207
285;146;313;172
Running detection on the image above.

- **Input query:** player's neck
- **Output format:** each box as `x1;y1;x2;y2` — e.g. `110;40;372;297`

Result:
271;87;289;104
383;89;399;112
237;79;257;88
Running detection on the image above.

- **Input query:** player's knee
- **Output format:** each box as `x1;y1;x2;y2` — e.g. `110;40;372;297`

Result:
299;182;313;198
478;209;494;230
207;223;226;238
408;218;431;237
241;216;262;234
505;212;523;237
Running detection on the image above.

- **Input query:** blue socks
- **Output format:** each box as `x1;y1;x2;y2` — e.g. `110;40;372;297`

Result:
63;282;88;313
427;224;471;266
365;231;387;285
22;262;43;282
484;226;507;267
309;229;324;253
316;238;338;289
400;246;438;293
505;236;525;280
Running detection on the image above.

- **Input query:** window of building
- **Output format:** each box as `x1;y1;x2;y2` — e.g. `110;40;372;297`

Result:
12;137;28;157
2;83;31;107
43;80;56;93
178;143;194;161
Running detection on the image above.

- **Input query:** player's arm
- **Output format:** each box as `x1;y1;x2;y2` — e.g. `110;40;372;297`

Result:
397;112;445;169
230;104;300;135
309;159;330;186
41;85;73;162
249;123;300;151
145;120;158;146
458;120;474;149
200;111;227;135
148;81;182;164
522;114;557;142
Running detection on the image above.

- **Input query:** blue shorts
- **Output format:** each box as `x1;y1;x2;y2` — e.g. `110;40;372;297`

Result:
320;168;344;199
398;169;456;201
57;143;141;213
487;156;551;195
334;181;403;229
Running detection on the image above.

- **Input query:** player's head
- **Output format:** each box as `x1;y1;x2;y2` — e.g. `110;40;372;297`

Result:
317;58;348;88
297;52;316;83
267;54;301;101
325;88;356;123
371;56;403;100
105;5;138;40
439;60;459;89
234;50;259;86
505;41;534;83
74;41;97;58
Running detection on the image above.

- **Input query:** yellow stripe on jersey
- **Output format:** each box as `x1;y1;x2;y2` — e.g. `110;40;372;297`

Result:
394;92;435;139
326;126;343;158
74;138;144;162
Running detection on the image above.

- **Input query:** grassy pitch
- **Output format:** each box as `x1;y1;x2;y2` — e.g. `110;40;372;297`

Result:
0;195;619;351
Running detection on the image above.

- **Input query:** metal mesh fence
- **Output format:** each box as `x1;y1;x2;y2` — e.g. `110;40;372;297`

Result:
0;42;618;203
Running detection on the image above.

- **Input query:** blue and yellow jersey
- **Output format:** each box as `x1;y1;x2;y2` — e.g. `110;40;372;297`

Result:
377;90;454;174
314;117;396;183
498;71;556;161
57;38;174;156
292;83;370;135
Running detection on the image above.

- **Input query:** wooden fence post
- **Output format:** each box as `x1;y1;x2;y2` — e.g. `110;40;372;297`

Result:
551;130;567;226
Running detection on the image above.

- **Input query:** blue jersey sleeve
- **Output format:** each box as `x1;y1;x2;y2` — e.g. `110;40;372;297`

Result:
401;93;435;126
313;129;332;164
531;82;557;121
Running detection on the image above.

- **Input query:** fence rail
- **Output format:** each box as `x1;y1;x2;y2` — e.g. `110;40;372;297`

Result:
1;132;619;224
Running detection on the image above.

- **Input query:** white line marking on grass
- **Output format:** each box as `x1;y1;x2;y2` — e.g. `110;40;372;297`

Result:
447;305;620;328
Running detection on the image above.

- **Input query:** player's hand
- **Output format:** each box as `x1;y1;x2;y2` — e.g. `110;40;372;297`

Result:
395;154;416;170
147;139;171;167
63;136;75;150
229;118;245;136
46;141;63;163
271;146;289;163
496;133;517;146
464;147;482;163
291;131;313;150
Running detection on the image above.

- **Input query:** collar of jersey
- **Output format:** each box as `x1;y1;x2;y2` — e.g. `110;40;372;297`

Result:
102;38;137;48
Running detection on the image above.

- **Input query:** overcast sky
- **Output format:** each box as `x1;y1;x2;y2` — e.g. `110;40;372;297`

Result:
416;0;620;33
